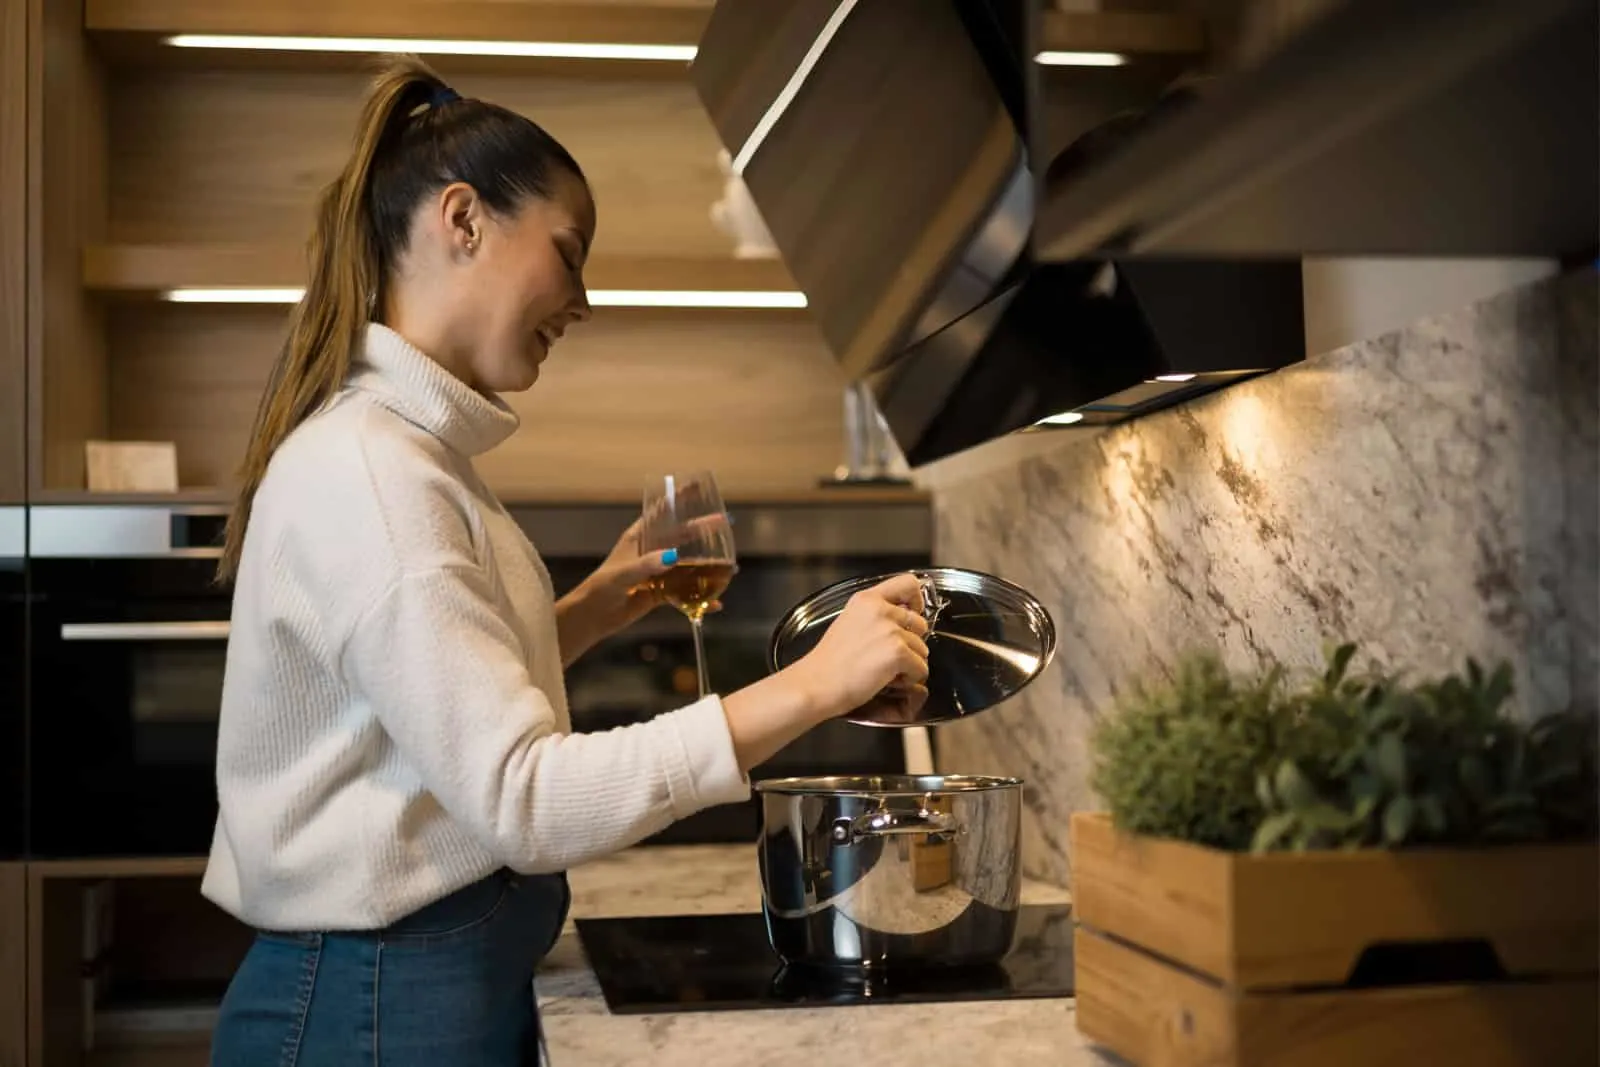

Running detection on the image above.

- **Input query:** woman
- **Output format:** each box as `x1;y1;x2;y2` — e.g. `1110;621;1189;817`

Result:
204;56;931;1066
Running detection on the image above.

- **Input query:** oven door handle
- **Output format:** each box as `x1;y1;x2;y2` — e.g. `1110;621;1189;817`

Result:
59;621;232;642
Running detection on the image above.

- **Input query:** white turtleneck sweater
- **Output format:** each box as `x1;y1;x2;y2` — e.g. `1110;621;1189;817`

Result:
201;324;750;932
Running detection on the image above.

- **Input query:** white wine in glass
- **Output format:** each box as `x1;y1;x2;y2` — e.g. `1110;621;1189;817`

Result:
638;472;737;698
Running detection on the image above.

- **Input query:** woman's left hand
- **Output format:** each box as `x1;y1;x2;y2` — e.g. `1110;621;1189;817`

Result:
555;518;717;666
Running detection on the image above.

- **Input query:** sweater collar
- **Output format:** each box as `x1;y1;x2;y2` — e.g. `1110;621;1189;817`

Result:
347;323;520;457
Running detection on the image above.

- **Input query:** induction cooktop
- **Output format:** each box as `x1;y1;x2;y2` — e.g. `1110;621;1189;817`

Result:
574;904;1075;1014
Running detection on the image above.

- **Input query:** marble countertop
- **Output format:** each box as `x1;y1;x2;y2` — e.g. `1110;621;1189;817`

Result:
536;843;1122;1067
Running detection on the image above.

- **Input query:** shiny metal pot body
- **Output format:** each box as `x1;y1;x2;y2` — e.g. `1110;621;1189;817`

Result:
755;774;1023;969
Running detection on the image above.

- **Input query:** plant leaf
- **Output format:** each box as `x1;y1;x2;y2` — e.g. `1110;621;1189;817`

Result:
1332;745;1364;777
1326;643;1357;689
1376;732;1408;790
1256;772;1276;811
1274;760;1318;810
1417;794;1447;836
1251;813;1298;853
1383;794;1416;844
1301;802;1359;832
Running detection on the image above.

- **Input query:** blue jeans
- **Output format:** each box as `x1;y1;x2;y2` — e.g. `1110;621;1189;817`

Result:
210;870;571;1067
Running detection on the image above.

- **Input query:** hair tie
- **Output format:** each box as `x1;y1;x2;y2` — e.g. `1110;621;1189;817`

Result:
431;86;462;108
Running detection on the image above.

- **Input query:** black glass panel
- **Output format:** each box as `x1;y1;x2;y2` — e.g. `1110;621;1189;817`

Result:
575;904;1074;1014
1;554;24;858
29;557;229;857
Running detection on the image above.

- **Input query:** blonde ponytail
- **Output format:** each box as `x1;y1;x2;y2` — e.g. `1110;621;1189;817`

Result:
218;57;449;582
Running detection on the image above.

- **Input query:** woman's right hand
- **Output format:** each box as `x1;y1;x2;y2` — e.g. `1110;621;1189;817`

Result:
718;573;931;773
789;573;931;721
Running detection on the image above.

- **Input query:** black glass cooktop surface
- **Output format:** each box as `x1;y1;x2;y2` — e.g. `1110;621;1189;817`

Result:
574;905;1074;1014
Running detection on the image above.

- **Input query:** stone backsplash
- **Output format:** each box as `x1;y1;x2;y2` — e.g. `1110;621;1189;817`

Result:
928;268;1598;888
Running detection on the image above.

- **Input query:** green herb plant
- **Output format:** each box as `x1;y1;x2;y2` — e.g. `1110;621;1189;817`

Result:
1254;648;1599;852
1087;652;1301;850
1090;642;1599;854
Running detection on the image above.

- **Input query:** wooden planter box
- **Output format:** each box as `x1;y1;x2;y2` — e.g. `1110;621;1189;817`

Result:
1070;812;1599;1067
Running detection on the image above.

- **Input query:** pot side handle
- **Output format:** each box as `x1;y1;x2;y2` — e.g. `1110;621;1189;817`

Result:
831;809;958;844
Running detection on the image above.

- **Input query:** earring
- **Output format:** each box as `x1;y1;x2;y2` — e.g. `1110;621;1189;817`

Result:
465;228;480;254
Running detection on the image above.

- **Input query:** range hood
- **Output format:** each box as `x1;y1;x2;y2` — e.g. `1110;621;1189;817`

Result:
688;0;1595;467
1035;0;1598;261
688;0;1305;466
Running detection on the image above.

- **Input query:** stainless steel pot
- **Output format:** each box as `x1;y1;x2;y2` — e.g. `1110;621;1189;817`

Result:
755;774;1023;969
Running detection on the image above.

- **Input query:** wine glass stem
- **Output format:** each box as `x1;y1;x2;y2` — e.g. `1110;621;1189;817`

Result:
690;615;710;698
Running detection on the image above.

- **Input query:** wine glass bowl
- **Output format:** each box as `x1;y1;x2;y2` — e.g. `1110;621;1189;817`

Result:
638;472;737;697
648;514;736;620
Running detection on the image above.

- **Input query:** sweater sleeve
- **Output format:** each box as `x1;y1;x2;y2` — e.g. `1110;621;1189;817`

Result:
341;562;750;873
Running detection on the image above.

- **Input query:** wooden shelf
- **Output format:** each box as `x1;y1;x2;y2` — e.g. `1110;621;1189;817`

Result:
86;0;712;45
85;0;711;76
83;1;1206;76
83;243;799;300
28;856;207;880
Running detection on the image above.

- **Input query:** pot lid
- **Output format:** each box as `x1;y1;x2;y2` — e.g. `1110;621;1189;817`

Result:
768;567;1056;727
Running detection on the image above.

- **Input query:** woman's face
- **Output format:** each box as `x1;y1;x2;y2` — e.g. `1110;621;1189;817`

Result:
466;172;596;393
467;171;601;391
410;171;596;394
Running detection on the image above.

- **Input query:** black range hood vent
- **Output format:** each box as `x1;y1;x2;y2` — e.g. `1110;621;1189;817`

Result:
690;0;1306;468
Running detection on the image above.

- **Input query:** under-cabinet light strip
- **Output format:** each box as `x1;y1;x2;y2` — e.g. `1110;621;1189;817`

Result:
161;287;807;310
164;34;698;62
1034;51;1126;66
166;35;1130;70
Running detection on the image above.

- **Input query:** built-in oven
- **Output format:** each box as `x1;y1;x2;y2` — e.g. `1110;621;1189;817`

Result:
28;506;232;858
524;500;933;845
1;505;25;859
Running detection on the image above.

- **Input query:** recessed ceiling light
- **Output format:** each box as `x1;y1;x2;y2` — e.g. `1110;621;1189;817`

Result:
1034;51;1126;67
163;35;698;62
159;287;807;309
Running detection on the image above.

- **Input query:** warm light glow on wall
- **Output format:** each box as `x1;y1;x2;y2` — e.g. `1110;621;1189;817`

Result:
160;287;808;309
163;34;698;62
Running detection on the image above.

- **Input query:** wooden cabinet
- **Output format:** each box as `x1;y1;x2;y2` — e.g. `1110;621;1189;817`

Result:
24;861;250;1067
0;864;23;1067
0;0;24;505
19;0;1209;503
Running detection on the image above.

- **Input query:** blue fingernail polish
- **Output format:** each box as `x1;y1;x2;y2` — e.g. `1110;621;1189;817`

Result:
662;548;679;565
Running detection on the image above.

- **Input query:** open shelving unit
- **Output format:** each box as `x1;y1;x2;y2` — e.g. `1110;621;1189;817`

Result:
26;0;1210;507
31;0;866;506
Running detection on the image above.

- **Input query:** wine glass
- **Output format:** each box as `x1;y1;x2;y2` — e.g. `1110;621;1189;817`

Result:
638;472;737;699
